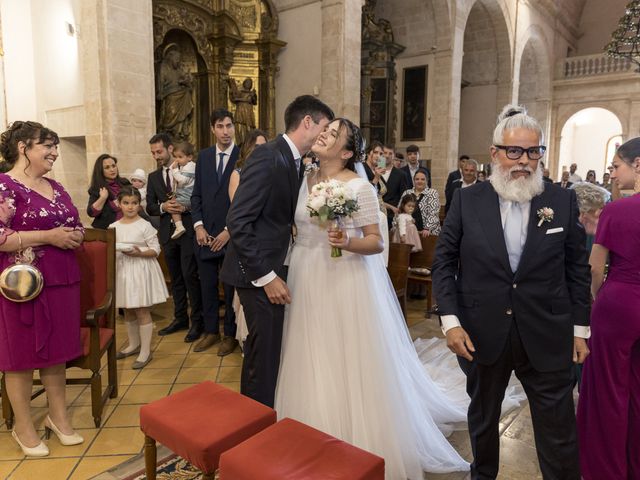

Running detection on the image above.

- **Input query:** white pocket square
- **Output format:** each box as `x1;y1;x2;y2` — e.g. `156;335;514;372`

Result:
546;227;564;234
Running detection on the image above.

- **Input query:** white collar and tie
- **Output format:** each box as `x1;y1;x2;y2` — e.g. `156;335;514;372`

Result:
499;197;531;273
215;143;235;178
282;133;302;174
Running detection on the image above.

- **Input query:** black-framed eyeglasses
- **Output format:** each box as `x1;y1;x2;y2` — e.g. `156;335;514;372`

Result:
494;145;547;160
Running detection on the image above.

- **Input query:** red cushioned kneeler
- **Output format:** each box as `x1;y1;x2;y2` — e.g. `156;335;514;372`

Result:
218;418;385;479
139;381;276;475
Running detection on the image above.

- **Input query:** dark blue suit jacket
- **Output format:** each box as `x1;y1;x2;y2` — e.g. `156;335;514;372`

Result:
191;144;239;260
432;181;590;371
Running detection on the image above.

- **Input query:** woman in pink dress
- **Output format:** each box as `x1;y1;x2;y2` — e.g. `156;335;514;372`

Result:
577;137;640;479
0;121;84;457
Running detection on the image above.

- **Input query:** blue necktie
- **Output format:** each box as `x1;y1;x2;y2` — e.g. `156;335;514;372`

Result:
217;152;225;180
504;201;523;272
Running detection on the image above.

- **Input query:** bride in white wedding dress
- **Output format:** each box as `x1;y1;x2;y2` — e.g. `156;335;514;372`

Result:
274;118;471;479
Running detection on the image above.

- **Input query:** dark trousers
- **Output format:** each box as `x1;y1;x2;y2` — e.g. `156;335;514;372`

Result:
458;322;579;480
236;287;285;408
195;254;236;336
163;233;202;326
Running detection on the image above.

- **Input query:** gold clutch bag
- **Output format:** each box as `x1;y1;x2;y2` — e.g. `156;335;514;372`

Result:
0;234;44;302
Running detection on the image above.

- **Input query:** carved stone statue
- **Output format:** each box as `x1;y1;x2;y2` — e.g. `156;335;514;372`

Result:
158;44;194;143
228;77;257;146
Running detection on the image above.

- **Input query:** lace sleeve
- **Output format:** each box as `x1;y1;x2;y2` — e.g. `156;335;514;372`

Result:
351;179;382;228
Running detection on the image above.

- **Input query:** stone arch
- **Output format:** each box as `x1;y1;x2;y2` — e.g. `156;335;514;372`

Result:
556;106;624;180
456;0;513;163
515;25;552;141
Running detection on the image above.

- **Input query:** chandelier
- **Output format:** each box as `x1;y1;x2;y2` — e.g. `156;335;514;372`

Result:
605;0;640;71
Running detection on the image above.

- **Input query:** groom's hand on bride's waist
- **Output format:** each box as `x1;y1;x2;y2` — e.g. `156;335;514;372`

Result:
263;276;291;305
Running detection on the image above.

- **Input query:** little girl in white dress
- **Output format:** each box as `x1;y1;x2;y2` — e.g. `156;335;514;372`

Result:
392;193;423;252
110;186;169;369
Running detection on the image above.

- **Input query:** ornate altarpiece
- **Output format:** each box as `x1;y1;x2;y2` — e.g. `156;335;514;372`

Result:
360;0;404;146
153;0;285;150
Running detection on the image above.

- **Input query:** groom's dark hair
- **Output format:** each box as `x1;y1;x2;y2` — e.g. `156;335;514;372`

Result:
284;95;334;133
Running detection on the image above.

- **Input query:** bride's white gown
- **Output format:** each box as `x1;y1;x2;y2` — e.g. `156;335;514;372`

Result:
275;177;471;479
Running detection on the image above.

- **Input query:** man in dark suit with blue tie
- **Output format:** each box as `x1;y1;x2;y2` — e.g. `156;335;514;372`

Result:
433;105;591;480
191;109;239;355
220;95;334;407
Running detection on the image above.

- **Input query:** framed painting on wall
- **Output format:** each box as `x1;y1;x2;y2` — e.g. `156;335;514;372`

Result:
401;66;428;141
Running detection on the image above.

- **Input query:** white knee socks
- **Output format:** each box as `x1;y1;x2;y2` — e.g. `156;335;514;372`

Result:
137;323;154;362
121;319;141;354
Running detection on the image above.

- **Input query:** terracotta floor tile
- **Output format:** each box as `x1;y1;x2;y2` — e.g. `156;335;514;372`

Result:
9;457;78;479
46;428;98;458
142;354;185;369
85;427;144;456
169;383;198;394
220;351;243;367
154;340;192;355
120;384;172;404
67;454;135;480
216;366;241;383
0;460;19;478
104;404;143;428
217;382;241;393
175;367;219;384
68;405;116;430
132;368;178;385
182;353;220;368
0;431;28;461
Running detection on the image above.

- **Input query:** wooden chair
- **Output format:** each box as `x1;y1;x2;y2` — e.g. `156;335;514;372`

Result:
407;235;439;312
2;228;118;429
387;242;412;318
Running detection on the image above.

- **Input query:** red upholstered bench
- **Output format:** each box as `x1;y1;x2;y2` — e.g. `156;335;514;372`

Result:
219;417;385;479
139;381;277;480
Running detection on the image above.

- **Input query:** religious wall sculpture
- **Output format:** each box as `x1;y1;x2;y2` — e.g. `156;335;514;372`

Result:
228;77;258;146
158;44;194;143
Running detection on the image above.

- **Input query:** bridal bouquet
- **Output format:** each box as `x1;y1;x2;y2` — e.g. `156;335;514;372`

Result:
306;179;359;257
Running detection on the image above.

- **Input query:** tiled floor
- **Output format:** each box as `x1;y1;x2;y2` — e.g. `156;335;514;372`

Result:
0;298;543;479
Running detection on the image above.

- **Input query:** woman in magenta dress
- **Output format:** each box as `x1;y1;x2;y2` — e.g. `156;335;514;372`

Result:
577;137;640;479
0;121;84;457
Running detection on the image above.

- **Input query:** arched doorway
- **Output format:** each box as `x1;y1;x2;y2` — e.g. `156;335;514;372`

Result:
558;107;622;182
458;0;512;164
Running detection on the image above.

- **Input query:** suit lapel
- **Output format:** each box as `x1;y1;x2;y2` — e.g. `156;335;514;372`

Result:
515;185;551;279
474;183;512;275
275;135;299;215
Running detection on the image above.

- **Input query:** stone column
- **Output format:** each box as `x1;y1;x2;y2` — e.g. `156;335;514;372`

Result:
81;0;156;178
320;0;362;119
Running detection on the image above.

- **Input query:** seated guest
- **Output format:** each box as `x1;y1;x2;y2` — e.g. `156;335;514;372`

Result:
87;154;131;229
398;170;441;236
445;158;479;214
555;170;572;188
585;169;597;184
380;144;409;229
402;144;431;188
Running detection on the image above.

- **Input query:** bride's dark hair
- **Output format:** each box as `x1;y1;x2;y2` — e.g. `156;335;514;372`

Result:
334;118;365;172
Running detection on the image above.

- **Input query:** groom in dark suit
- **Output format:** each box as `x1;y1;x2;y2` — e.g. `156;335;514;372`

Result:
432;108;591;480
220;95;334;407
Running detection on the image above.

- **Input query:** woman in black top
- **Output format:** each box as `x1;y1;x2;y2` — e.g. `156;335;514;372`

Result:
87;154;131;229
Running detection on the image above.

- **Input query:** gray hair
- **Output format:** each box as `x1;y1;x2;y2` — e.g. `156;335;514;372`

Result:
463;158;479;170
492;104;545;145
570;182;610;214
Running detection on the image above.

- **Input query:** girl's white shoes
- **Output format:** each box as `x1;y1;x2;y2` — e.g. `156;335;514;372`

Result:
11;430;49;457
44;415;84;446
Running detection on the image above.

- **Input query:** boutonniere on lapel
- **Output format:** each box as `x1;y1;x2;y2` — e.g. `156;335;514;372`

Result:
536;207;554;227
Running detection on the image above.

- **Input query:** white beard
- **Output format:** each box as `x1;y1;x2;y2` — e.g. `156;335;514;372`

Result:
489;162;544;203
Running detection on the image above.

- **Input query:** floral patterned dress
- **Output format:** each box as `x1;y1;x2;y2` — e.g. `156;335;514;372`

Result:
0;173;83;370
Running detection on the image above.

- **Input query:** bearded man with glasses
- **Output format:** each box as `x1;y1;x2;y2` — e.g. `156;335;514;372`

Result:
433;104;590;480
